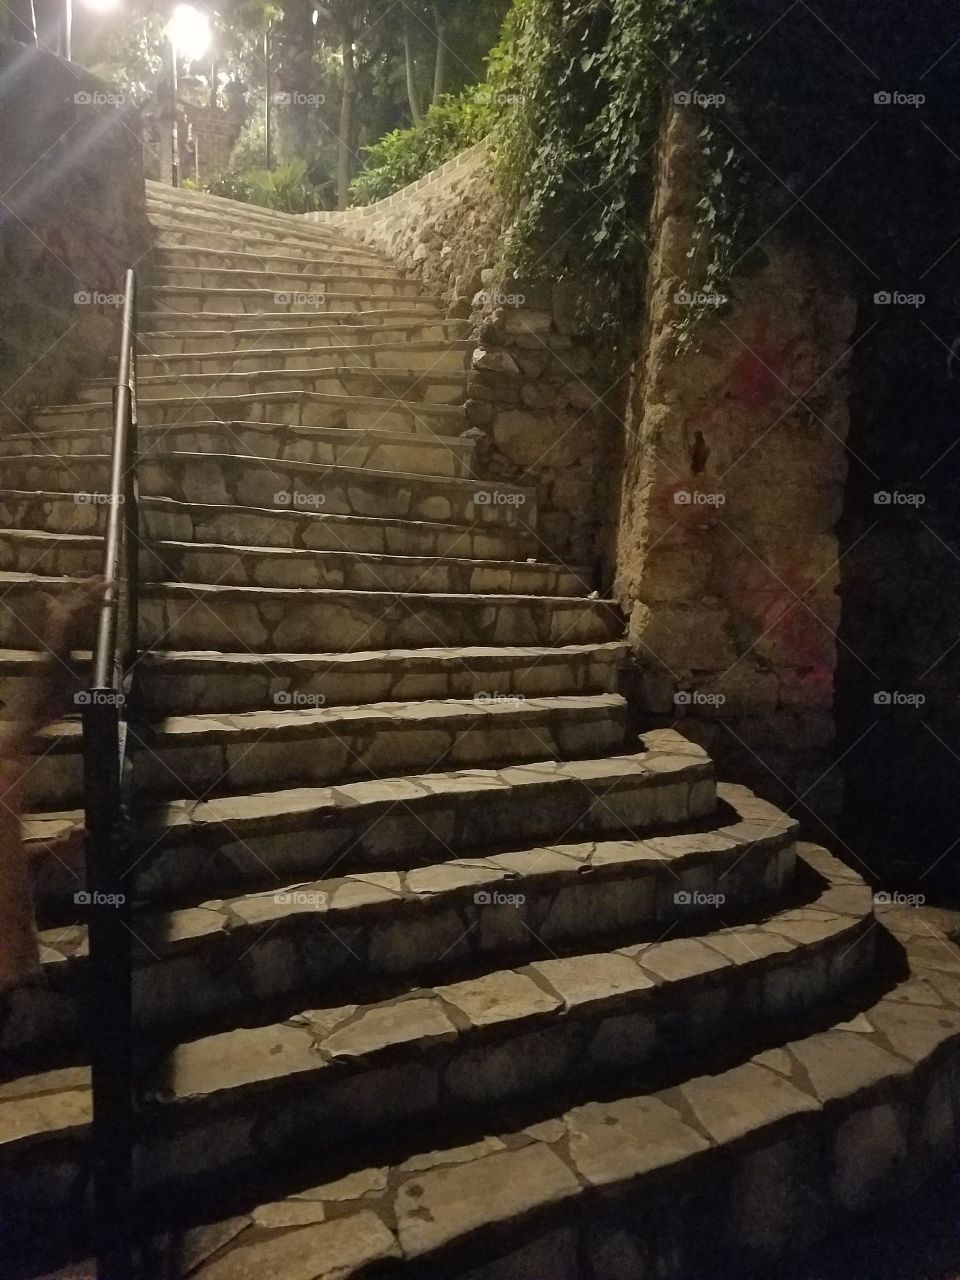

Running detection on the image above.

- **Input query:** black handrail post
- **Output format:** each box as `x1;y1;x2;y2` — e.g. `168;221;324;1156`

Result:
83;695;134;1280
83;266;139;1280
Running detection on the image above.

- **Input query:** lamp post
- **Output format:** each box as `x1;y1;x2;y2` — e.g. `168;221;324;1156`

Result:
165;3;212;187
62;0;120;63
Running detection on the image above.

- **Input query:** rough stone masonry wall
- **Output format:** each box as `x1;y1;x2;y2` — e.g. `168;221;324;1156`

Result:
305;144;623;571
0;43;152;424
616;107;857;823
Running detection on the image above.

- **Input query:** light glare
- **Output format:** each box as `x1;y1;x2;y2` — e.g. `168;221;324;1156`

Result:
166;4;212;61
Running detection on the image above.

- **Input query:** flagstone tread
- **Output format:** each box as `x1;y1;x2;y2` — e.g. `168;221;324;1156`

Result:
19;692;627;808
137;318;471;347
35;904;957;1280
131;340;475;373
0;422;478;479
3;783;798;1061
0;533;590;597
0;847;876;1172
154;242;414;278
30;389;469;436
0;492;538;562
146;285;445;316
22;731;716;908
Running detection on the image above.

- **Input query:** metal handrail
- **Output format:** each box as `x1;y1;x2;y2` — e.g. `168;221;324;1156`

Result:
80;266;140;1280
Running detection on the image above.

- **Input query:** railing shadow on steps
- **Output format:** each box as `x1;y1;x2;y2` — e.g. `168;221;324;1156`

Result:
78;266;140;1280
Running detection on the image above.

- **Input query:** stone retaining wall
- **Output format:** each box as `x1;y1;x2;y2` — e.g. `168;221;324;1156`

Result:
616;107;857;823
305;146;623;570
0;43;152;422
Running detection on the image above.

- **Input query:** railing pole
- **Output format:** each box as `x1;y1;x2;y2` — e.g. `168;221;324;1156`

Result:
83;697;133;1280
84;266;139;1280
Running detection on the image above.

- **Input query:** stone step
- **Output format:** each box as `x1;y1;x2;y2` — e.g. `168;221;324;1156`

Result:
130;340;474;376
0;492;537;564
0;453;533;530
0;847;880;1258
146;285;445;318
150;219;388;268
1;575;615;656
153;265;423;299
138;317;470;349
6;785;796;1065
25;731;714;910
154;243;413;281
29;388;469;436
0;421;476;478
145;187;389;255
79;365;468;408
93;887;959;1280
20;692;626;809
0;641;627;718
0;532;586;600
145;185;391;260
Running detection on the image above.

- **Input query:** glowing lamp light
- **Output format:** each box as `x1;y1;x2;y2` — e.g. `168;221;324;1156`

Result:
81;0;122;12
166;3;212;61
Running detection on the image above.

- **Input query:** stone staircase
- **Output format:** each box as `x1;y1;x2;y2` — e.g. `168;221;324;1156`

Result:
1;181;959;1279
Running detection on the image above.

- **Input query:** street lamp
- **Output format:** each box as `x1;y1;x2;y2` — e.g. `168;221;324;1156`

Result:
62;0;121;64
165;3;212;187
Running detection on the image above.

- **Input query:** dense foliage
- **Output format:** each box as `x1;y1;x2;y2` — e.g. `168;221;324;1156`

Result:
350;87;495;204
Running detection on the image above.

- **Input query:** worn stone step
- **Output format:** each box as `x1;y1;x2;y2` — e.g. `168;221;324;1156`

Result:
25;731;714;910
154;266;423;299
1;574;615;655
29;388;468;437
149;219;388;268
147;285;445;318
0;532;587;602
0;642;627;719
79;365;467;408
130;340;474;377
154;242;412;281
145;186;390;256
138;317;470;349
22;693;626;809
145;185;391;260
0;491;537;563
6;785;797;1064
0;454;533;532
97;889;960;1280
0;848;880;1254
0;420;476;478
